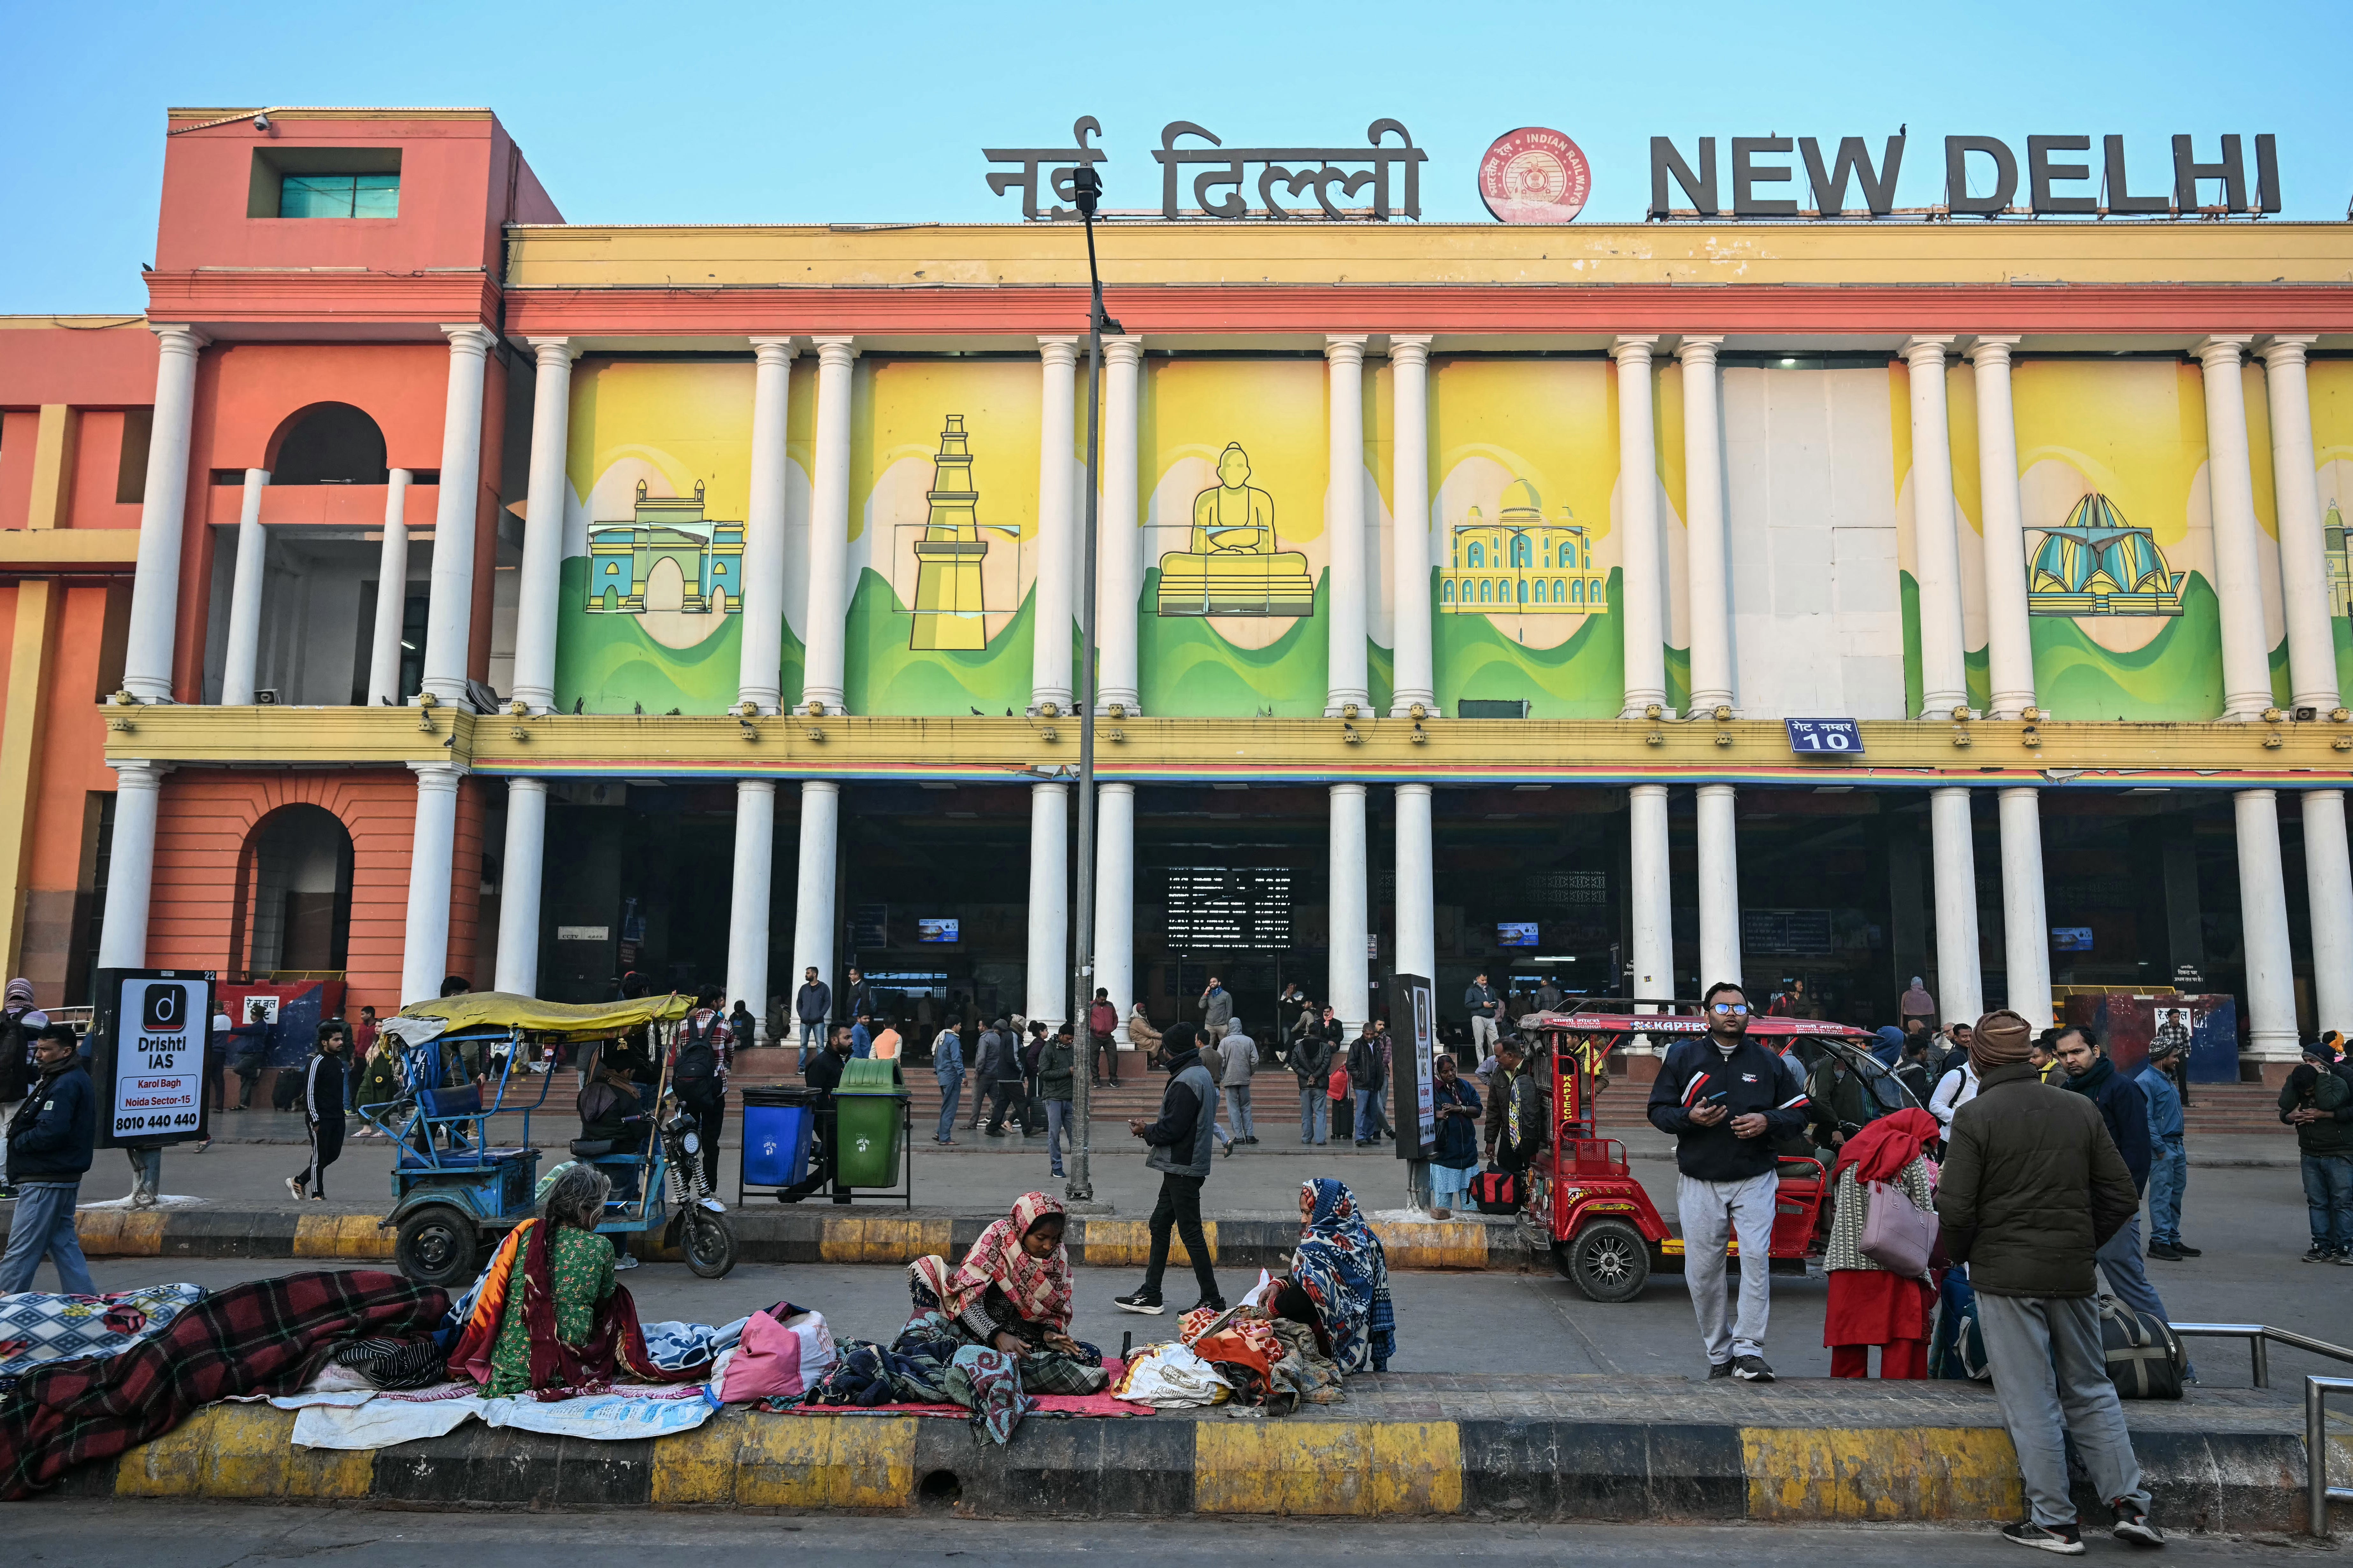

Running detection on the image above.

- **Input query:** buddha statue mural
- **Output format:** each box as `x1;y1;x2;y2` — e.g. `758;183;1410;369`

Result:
1157;441;1316;617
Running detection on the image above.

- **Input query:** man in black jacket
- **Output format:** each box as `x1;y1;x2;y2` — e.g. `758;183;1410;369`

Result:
1346;1021;1393;1145
1289;1017;1334;1146
1115;1023;1223;1315
287;1021;349;1201
1939;1011;2161;1552
2056;1025;2182;1352
1645;982;1809;1382
1;1025;97;1293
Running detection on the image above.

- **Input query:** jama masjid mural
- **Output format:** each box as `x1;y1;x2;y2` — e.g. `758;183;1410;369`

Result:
1439;478;1606;619
2025;491;2185;618
1156;441;1315;617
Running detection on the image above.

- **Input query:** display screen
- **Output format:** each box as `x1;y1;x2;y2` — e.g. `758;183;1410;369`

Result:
2050;926;2094;953
917;918;960;944
1497;922;1539;948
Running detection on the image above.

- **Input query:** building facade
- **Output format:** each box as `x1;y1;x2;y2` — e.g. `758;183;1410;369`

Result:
4;106;2351;1079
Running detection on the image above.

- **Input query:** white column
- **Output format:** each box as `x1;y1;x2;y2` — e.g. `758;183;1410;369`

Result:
1097;337;1144;715
802;338;857;713
1906;337;1970;716
512;339;578;714
1395;783;1434;980
1329;783;1370;1033
790;780;840;989
2303;789;2353;1038
1026;782;1070;1029
367;469;413;706
1629;783;1674;1007
1968;338;2037;718
2198;336;2277;722
2259;336;2340;712
1324;335;1371;715
1093;782;1135;1042
399;763;466;1004
95;761;166;967
492;777;546;995
2234;788;2299;1066
1695;783;1743;988
122;325;206;703
726;780;776;1039
1031;338;1078;714
738;339;796;714
219;469;270;705
1997;787;2051;1024
1388;336;1435;716
1679;336;1735;713
1612;337;1668;716
419;324;498;707
1928;786;1984;1024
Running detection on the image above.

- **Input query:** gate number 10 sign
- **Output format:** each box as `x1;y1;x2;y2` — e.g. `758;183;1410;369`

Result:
1785;717;1864;755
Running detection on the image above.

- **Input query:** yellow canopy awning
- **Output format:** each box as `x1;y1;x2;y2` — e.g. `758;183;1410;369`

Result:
388;989;692;1040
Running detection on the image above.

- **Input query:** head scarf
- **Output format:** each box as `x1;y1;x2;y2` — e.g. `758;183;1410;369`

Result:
929;1191;1072;1331
1969;1009;2033;1073
1872;1026;1906;1067
1291;1178;1394;1374
4;978;32;1011
1830;1106;1940;1184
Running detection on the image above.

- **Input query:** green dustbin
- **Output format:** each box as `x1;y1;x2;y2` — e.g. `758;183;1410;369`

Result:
832;1057;908;1188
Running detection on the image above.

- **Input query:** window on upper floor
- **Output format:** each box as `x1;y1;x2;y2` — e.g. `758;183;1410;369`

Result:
248;147;402;219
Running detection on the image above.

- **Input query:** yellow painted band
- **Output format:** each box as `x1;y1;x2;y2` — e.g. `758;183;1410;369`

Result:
816;1215;955;1265
74;1210;165;1258
291;1213;396;1259
651;1410;915;1509
116;1405;372;1500
1077;1219;1219;1271
1741;1426;2022;1522
1194;1420;1462;1516
1368;1220;1488;1272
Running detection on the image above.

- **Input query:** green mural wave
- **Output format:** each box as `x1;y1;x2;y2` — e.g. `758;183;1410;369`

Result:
843;567;1034;716
1433;567;1625;718
2030;572;2227;721
1137;567;1329;716
553;556;803;714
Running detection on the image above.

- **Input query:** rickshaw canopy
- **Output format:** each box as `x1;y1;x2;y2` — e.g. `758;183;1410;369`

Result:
381;989;692;1046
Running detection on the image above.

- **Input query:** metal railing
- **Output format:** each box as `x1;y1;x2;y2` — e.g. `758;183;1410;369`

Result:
2172;1324;2353;1538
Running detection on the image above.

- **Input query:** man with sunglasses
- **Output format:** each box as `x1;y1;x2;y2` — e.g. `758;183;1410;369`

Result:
1647;981;1811;1382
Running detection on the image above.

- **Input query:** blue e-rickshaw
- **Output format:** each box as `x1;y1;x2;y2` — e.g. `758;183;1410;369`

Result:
365;991;737;1286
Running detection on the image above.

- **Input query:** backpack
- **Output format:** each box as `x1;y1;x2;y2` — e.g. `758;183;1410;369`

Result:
2095;1295;2186;1400
0;1016;26;1102
1470;1168;1521;1215
676;1013;722;1082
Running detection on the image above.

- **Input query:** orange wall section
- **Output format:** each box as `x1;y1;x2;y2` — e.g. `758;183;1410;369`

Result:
27;590;117;894
0;324;157;408
0;410;36;530
67;410;145;531
147;772;438;1018
156;112;556;278
199;341;455;471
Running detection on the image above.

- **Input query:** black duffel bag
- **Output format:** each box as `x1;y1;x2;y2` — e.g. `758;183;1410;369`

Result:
2096;1294;2186;1400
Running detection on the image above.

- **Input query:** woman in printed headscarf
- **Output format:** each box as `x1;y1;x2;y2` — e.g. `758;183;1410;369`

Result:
1822;1106;1941;1379
1270;1177;1395;1373
902;1191;1107;1396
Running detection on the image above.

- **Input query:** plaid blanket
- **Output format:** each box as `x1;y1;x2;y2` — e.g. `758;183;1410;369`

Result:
0;1270;448;1498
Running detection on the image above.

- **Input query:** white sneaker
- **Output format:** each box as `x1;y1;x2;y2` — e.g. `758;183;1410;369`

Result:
699;1196;725;1214
613;1253;639;1271
285;1176;305;1200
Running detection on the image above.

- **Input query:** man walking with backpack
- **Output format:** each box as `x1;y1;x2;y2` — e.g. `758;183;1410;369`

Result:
1937;1009;2163;1552
672;987;731;1198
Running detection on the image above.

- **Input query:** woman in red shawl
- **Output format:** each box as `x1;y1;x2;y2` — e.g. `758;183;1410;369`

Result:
905;1191;1107;1394
1822;1107;1941;1379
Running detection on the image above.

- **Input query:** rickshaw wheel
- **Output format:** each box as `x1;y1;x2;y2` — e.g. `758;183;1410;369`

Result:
1566;1217;1651;1304
395;1206;482;1289
682;1206;738;1279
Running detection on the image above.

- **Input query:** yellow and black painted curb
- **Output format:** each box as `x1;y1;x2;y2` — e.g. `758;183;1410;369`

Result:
45;1404;2352;1532
31;1209;1506;1272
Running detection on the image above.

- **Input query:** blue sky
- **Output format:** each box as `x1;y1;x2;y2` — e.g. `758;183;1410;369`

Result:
6;0;2350;312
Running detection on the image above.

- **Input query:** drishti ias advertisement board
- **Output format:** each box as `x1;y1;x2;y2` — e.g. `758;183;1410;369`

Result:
92;968;215;1148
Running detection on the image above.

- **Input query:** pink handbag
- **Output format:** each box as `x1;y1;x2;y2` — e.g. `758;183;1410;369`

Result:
1858;1179;1938;1277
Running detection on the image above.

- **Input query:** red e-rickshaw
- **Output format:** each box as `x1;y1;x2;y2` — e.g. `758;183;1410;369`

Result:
1522;1005;1921;1303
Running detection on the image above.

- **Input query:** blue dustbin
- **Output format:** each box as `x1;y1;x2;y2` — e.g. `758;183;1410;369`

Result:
740;1086;819;1190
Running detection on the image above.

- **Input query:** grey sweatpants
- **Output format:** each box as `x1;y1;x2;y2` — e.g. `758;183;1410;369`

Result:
1975;1292;2150;1527
1677;1171;1776;1363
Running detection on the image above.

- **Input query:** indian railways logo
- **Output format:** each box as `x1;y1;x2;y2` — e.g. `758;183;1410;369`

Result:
1479;127;1591;223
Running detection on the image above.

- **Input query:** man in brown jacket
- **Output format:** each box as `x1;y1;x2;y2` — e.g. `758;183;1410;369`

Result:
1935;1009;2163;1555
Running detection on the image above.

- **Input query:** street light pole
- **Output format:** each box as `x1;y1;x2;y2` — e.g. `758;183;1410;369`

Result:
1066;164;1119;1205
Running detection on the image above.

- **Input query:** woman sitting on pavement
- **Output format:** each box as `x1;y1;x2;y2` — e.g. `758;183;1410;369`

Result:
1256;1177;1395;1374
903;1191;1108;1394
448;1163;695;1396
1823;1106;1941;1379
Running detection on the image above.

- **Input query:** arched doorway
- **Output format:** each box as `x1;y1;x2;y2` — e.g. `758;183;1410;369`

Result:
245;805;354;977
269;403;388;486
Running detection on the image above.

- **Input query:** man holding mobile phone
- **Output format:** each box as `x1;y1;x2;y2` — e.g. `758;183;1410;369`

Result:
1647;981;1811;1382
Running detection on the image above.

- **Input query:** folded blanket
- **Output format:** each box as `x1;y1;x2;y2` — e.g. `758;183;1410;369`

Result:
0;1270;449;1499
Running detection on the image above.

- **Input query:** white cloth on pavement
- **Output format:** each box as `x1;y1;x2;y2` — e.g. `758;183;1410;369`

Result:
292;1395;486;1449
